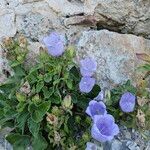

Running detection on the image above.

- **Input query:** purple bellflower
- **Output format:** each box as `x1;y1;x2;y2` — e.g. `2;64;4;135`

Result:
79;77;95;93
80;57;97;77
86;100;107;118
91;114;119;142
93;90;104;101
43;32;64;57
119;92;136;113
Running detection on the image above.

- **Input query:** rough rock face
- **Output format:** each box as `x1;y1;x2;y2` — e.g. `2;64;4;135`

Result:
77;30;150;88
0;0;150;86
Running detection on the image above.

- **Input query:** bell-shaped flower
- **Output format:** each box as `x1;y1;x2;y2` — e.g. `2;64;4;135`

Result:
119;92;136;113
79;77;95;93
80;57;97;77
91;114;119;142
43;32;65;57
86;100;107;118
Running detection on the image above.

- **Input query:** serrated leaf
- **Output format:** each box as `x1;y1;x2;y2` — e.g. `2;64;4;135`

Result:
16;102;27;112
28;118;40;137
16;108;29;133
50;91;61;104
32;133;48;150
29;101;50;123
42;86;52;99
36;81;44;93
16;93;26;102
6;133;30;150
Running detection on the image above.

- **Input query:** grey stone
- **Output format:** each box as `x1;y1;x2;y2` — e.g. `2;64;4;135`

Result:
16;1;62;40
126;141;140;150
84;0;150;39
0;9;16;39
111;139;122;150
0;0;6;9
46;0;84;16
19;0;43;4
77;30;150;88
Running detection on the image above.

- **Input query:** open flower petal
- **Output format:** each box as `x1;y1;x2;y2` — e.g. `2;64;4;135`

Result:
43;32;65;57
80;57;97;77
79;77;95;93
86;100;107;118
91;114;119;142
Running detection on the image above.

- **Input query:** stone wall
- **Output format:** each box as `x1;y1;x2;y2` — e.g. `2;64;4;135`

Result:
0;0;150;88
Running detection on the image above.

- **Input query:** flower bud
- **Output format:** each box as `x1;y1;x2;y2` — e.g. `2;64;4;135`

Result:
32;94;41;104
54;131;61;143
16;93;26;102
75;116;81;124
52;106;61;116
82;133;90;141
62;95;73;110
66;46;75;58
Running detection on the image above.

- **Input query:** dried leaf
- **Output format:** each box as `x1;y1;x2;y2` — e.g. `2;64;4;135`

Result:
137;97;148;106
136;109;145;128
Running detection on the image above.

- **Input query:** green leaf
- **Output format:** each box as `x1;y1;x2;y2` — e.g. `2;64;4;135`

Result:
10;60;22;67
32;133;48;150
28;118;40;137
6;133;30;150
16;93;26;102
28;101;50;123
16;108;29;133
69;66;80;82
137;64;150;72
50;90;61;104
66;80;73;90
16;102;28;112
0;108;4;119
44;73;52;83
36;81;44;93
13;65;26;77
42;86;52;99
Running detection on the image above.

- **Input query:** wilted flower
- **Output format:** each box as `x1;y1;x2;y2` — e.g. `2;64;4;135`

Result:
20;81;31;95
136;109;145;128
43;32;65;57
2;37;13;47
80;57;97;77
46;113;58;126
91;114;119;142
119;92;136;113
86;100;107;118
54;131;61;144
18;35;27;48
79;77;95;93
85;142;98;150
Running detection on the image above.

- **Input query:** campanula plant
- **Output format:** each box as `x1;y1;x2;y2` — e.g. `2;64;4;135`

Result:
0;33;101;150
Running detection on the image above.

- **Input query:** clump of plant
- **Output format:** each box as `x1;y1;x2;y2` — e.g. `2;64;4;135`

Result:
0;33;101;150
84;56;150;149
